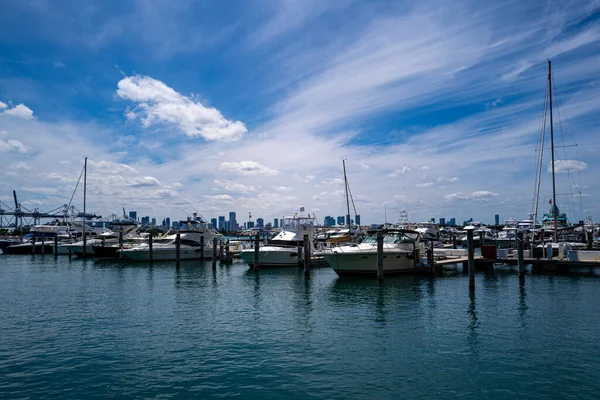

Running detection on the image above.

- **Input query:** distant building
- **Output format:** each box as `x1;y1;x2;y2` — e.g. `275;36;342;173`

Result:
211;218;217;230
256;218;264;228
439;217;446;226
141;216;150;225
273;218;279;229
172;221;180;230
247;221;255;229
265;222;272;229
449;218;456;226
165;217;170;228
229;211;237;231
151;218;156;226
431;218;435;223
495;214;500;226
337;216;345;226
324;216;335;226
218;216;226;232
129;211;137;221
355;215;361;225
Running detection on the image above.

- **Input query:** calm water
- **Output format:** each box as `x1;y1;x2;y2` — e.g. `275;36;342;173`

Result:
1;255;599;399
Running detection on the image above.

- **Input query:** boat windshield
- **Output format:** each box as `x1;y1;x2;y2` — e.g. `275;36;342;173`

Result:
362;232;416;244
281;217;315;229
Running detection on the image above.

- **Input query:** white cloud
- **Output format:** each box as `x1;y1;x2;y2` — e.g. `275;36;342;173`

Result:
312;191;328;200
444;192;471;200
552;160;588;173
360;163;370;170
275;186;291;191
416;181;434;188
219;161;280;176
89;160;137;174
128;176;161;187
214;179;257;193
421;165;430;171
388;166;411;177
54;61;66;68
116;75;247;141
204;194;234;204
437;176;459;183
471;190;498;198
0;139;27;153
0;101;6;109
172;182;183;189
156;189;178;198
1;104;35;120
293;174;315;182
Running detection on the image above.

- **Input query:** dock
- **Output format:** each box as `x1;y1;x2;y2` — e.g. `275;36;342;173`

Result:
434;255;600;273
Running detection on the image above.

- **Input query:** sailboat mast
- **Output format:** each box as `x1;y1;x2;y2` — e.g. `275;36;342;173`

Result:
342;159;351;231
548;60;558;242
83;157;87;255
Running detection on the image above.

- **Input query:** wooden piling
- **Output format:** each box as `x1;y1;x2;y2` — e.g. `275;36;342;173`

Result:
175;233;181;265
219;240;224;260
517;230;525;279
297;241;303;268
54;235;58;256
303;234;310;276
41;234;45;255
32;236;36;254
254;233;260;271
427;240;434;272
588;230;594;250
480;231;485;252
118;231;123;260
467;229;475;291
212;237;217;268
200;236;205;261
452;233;457;249
82;230;87;257
225;240;230;262
148;232;153;263
376;231;384;280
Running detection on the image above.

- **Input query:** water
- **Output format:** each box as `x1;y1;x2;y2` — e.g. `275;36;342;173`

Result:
1;255;599;399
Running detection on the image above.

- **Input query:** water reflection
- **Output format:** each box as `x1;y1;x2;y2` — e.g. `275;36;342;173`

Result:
467;291;480;360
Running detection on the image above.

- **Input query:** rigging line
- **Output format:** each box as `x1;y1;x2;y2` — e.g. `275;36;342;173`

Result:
533;80;549;222
67;164;85;212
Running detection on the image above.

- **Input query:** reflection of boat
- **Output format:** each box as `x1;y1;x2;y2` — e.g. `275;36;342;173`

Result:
322;229;420;276
239;208;315;267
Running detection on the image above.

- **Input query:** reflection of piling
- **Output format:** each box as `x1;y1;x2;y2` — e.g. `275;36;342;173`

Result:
303;234;310;276
118;231;123;260
467;229;475;291
54;236;58;256
427;241;434;271
253;234;260;271
175;233;181;266
225;240;230;262
219;240;224;261
377;231;384;280
32;236;36;254
148;232;153;264
41;234;45;255
517;230;525;279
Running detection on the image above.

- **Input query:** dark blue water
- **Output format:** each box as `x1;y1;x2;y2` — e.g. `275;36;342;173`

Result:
1;255;599;399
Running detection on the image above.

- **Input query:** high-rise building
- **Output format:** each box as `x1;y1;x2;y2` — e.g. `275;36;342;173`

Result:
495;214;500;225
324;216;335;226
337;216;345;226
256;218;264;228
273;218;279;229
129;211;137;221
172;221;180;230
229;212;237;231
431;217;435;223
218;216;226;232
141;216;150;225
165;217;170;228
247;221;255;229
211;218;217;230
449;218;456;226
355;215;361;225
151;218;156;226
439;217;446;226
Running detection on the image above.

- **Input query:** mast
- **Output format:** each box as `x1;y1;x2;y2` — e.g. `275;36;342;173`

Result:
342;158;351;232
548;60;558;242
83;157;87;255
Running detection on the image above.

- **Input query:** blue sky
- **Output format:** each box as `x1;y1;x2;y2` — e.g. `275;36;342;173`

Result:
1;0;599;226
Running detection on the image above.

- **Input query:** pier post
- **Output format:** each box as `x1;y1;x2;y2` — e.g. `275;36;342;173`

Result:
212;237;217;268
54;235;58;256
546;243;552;260
32;236;36;254
200;236;205;261
118;231;123;260
303;234;310;276
219;240;224;261
467;229;475;291
377;231;384;280
225;240;230;263
82;230;86;257
41;234;45;255
517;230;525;279
452;233;457;249
297;241;303;268
175;233;181;265
427;240;434;272
588;230;593;251
480;231;485;252
253;233;260;271
148;232;153;264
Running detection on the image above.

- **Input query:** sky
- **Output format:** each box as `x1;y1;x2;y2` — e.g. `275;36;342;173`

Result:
1;0;599;226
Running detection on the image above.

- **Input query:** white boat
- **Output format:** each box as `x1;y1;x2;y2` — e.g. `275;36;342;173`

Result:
322;229;420;276
239;208;316;267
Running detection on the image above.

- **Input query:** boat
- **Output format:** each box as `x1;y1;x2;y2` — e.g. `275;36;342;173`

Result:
239;207;316;267
322;228;420;276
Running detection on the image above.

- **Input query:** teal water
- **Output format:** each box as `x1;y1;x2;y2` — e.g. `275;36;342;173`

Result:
1;255;599;399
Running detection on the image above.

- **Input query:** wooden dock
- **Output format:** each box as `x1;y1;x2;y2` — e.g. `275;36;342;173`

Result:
434;256;600;273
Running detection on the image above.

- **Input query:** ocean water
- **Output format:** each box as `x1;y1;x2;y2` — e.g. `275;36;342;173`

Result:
1;255;599;399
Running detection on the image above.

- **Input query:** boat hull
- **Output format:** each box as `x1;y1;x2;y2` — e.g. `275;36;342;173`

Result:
119;247;211;261
2;243;53;255
323;251;415;276
239;246;299;267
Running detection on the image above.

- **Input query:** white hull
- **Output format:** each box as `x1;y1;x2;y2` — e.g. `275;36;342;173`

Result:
239;246;299;267
119;246;212;261
323;249;415;275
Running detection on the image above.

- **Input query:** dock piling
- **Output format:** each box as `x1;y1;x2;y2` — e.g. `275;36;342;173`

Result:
253;233;260;271
303;234;310;276
118;231;123;260
200;236;205;261
588;230;593;250
212;237;217;268
467;229;475;291
517;230;525;279
175;233;181;266
427;241;434;272
41;234;45;255
54;236;58;256
377;231;384;280
148;232;153;264
32;236;36;254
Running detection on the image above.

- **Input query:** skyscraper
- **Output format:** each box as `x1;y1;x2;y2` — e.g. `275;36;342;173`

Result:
337;216;345;225
256;218;264;228
211;218;217;230
141;216;150;225
273;218;279;229
355;215;361;225
165;217;170;228
439;217;446;226
495;214;500;225
449;218;456;226
129;211;137;221
229;211;237;231
218;216;226;232
324;216;335;226
151;218;156;226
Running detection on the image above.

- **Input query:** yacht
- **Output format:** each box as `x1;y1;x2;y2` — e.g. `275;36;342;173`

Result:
239;208;316;267
322;228;420;276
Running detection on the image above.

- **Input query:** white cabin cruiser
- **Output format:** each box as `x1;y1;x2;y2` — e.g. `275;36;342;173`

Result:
322;229;420;276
